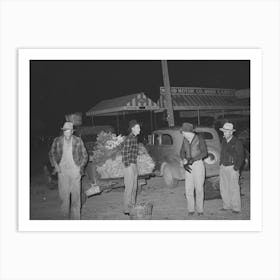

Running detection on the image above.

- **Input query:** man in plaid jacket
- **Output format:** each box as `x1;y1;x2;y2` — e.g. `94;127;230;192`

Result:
49;122;88;219
121;120;141;215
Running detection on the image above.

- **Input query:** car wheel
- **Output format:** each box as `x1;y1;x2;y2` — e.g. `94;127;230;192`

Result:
243;149;250;170
43;164;52;185
162;164;178;188
204;176;221;200
81;192;87;205
205;176;220;190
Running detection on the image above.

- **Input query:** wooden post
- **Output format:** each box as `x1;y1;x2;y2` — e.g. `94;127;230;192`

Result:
161;60;175;127
197;109;200;126
150;110;153;133
117;114;120;134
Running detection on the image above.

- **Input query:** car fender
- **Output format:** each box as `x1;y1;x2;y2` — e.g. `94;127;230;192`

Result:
160;162;168;176
204;147;220;165
160;160;185;180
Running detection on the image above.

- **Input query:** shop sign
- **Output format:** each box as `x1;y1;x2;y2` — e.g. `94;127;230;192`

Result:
160;87;234;95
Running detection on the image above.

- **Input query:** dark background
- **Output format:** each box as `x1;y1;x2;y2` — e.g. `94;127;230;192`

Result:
30;60;250;136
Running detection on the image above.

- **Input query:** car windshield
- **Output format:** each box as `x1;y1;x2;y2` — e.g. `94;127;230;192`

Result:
196;131;213;140
162;134;173;145
80;134;97;143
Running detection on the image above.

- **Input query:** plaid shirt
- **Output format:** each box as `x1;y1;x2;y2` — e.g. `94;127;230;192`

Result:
121;133;138;167
49;135;88;169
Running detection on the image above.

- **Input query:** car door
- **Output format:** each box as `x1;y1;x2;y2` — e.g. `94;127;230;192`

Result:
196;130;221;177
146;132;161;169
158;133;178;164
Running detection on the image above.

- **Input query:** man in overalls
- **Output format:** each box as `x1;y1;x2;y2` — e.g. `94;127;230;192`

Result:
180;123;207;216
49;122;88;219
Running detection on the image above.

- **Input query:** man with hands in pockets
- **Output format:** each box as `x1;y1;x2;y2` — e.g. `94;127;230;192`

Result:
49;122;88;219
219;122;244;214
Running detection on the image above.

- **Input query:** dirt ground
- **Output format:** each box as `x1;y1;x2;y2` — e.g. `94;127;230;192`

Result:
30;169;250;221
30;144;250;220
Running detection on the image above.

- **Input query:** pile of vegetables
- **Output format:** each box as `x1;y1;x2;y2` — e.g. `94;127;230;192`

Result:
91;131;155;178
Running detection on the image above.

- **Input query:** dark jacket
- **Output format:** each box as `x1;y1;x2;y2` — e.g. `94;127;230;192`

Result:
49;135;88;169
180;134;207;162
219;136;244;171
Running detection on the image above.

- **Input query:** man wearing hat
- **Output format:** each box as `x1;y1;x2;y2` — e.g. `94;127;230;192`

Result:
180;122;207;216
121;120;141;215
49;122;88;219
219;122;244;213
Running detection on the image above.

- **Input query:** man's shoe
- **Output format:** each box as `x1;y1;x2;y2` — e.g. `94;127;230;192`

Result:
188;211;195;216
123;211;130;215
219;208;230;211
232;210;240;214
198;212;204;216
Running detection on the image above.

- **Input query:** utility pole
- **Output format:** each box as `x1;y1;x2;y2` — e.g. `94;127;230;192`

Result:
161;60;175;127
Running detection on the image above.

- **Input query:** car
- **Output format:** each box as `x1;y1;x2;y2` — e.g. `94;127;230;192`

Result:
146;126;222;188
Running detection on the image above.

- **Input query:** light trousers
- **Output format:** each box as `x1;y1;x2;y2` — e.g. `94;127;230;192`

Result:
185;160;205;213
58;165;81;219
219;165;241;212
123;163;138;212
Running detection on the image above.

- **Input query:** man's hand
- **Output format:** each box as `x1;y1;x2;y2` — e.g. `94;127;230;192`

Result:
188;158;194;165
183;163;192;173
180;158;188;167
80;167;85;176
233;166;239;172
54;164;61;174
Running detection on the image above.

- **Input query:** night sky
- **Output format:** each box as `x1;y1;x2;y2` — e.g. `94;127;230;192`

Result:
30;60;250;134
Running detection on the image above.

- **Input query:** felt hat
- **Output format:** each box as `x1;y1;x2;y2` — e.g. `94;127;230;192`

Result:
219;122;235;132
128;119;139;130
181;122;194;133
61;122;74;131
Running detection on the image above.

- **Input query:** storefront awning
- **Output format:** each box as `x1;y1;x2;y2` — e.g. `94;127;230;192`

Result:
86;92;159;117
157;87;249;111
158;94;249;110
